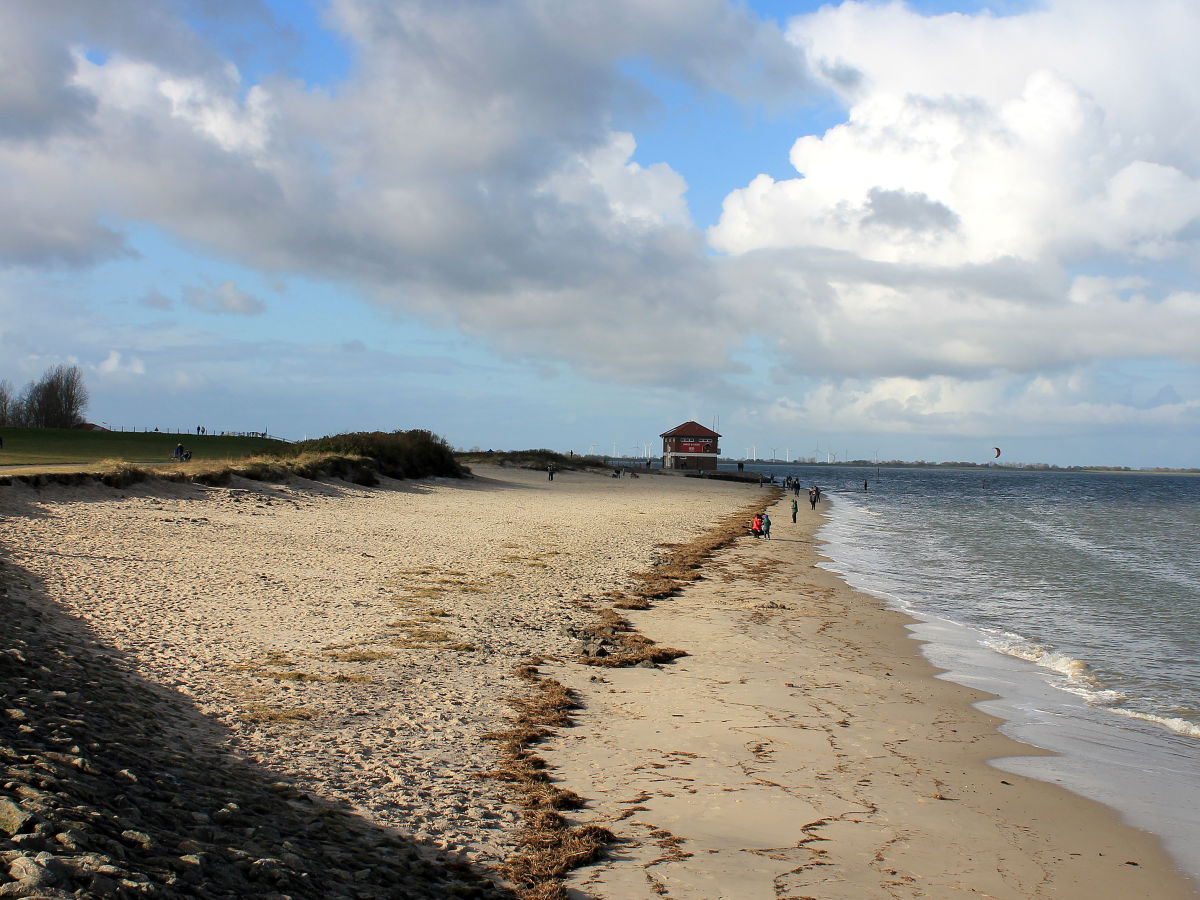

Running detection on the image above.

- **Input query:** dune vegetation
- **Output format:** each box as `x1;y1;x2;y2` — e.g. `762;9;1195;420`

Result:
0;428;465;488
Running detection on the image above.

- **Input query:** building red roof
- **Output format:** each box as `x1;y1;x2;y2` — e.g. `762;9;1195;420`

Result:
660;421;721;438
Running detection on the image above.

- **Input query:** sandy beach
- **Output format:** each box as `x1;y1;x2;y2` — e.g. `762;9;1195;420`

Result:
547;491;1198;899
0;464;753;887
1;464;1196;897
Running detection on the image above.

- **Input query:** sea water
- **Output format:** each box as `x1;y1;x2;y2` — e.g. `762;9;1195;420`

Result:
728;463;1200;883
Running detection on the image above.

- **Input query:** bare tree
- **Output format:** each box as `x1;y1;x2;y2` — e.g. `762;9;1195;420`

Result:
0;379;13;426
9;365;89;428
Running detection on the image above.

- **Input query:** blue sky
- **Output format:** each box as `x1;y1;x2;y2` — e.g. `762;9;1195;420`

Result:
3;0;1200;467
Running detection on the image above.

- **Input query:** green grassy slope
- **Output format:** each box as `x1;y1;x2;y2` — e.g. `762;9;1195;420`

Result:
0;428;285;466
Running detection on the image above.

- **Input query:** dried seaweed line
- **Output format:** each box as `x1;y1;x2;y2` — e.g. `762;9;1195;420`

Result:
588;491;783;665
488;662;615;899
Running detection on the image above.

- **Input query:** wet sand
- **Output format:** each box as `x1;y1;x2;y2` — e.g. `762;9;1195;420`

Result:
545;492;1198;899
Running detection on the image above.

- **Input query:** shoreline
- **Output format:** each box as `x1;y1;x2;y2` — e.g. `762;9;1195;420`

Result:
544;492;1199;898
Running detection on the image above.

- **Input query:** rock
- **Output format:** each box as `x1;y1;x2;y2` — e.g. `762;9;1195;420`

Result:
51;830;81;851
579;640;608;657
7;855;53;887
120;830;152;849
0;800;33;836
87;873;119;895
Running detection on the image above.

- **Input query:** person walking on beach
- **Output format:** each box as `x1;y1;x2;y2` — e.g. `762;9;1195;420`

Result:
809;487;818;510
547;463;555;481
762;512;771;539
791;498;798;523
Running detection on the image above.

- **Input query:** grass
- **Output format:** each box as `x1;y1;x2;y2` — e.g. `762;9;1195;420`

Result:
241;703;316;724
325;648;394;662
400;628;451;643
0;426;283;466
0;428;466;486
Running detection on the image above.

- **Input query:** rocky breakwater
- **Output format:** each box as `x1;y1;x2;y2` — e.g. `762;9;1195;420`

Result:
0;556;510;899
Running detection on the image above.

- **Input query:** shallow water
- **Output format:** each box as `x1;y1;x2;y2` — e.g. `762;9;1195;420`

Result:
730;463;1200;883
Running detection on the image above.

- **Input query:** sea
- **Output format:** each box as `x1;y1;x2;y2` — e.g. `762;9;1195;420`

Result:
725;463;1200;883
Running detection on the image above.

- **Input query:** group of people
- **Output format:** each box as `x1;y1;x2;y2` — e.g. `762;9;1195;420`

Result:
753;482;822;536
782;476;822;510
750;511;771;539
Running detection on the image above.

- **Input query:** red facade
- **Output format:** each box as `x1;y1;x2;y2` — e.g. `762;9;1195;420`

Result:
660;421;721;470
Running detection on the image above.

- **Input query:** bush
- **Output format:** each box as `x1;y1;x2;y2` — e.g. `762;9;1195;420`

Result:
282;430;466;480
456;449;607;472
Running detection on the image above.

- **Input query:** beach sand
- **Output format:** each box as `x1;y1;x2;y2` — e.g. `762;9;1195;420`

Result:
0;463;752;876
1;465;1195;897
545;492;1199;899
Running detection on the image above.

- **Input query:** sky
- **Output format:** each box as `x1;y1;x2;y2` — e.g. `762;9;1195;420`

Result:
3;0;1200;468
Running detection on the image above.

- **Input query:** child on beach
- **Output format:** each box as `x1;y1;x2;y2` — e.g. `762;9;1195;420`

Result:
762;513;771;539
750;514;763;538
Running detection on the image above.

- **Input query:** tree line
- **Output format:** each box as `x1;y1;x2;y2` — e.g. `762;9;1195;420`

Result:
0;365;90;428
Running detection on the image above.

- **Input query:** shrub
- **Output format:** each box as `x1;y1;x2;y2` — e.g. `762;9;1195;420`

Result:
283;430;466;480
456;448;607;472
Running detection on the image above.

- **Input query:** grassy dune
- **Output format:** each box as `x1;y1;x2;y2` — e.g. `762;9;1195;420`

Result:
0;428;465;486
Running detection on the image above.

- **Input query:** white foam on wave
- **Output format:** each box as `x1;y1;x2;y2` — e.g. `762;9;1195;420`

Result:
982;634;1125;704
1110;707;1200;740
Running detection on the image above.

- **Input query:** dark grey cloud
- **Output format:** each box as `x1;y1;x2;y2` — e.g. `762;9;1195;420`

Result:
0;207;129;268
0;8;96;141
817;60;862;92
863;187;960;233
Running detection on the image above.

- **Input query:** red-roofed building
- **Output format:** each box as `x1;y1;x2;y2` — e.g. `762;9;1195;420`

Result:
660;421;721;471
